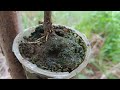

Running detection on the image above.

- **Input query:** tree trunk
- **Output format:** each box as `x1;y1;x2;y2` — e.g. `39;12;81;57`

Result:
0;11;26;79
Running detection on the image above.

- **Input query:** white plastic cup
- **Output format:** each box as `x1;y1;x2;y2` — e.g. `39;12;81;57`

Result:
12;24;91;79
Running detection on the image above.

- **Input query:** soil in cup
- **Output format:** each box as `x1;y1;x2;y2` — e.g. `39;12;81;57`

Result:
19;25;87;73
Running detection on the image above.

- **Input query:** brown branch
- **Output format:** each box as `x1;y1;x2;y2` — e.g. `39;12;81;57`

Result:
43;11;52;41
0;11;26;79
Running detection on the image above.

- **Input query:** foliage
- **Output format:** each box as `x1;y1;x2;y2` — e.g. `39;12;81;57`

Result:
101;12;120;62
75;11;120;62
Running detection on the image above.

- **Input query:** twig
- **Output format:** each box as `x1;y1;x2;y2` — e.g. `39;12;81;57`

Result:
23;36;45;44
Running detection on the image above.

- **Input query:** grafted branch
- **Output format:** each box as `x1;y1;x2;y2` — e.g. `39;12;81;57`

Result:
43;11;52;41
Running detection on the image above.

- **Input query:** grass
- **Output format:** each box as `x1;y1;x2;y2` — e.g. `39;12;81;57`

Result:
75;11;120;78
21;11;120;79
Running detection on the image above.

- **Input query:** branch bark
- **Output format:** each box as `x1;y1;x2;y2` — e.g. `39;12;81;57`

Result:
43;11;52;41
0;11;26;79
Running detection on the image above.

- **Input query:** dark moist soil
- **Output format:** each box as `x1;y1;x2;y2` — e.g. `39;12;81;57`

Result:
19;25;87;73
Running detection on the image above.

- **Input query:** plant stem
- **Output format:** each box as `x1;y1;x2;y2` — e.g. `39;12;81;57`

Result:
44;11;52;41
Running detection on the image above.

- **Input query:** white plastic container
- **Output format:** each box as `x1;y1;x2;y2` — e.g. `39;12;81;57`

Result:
12;24;91;79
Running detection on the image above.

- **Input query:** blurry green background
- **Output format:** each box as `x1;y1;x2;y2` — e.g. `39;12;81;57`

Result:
21;11;120;79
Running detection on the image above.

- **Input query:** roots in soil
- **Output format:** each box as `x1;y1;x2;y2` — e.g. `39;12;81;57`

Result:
19;25;87;72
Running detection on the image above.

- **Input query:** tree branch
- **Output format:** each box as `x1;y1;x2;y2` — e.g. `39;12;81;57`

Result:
43;11;52;41
0;11;26;79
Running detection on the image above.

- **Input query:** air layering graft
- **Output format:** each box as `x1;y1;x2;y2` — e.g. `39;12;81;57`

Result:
19;25;87;73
